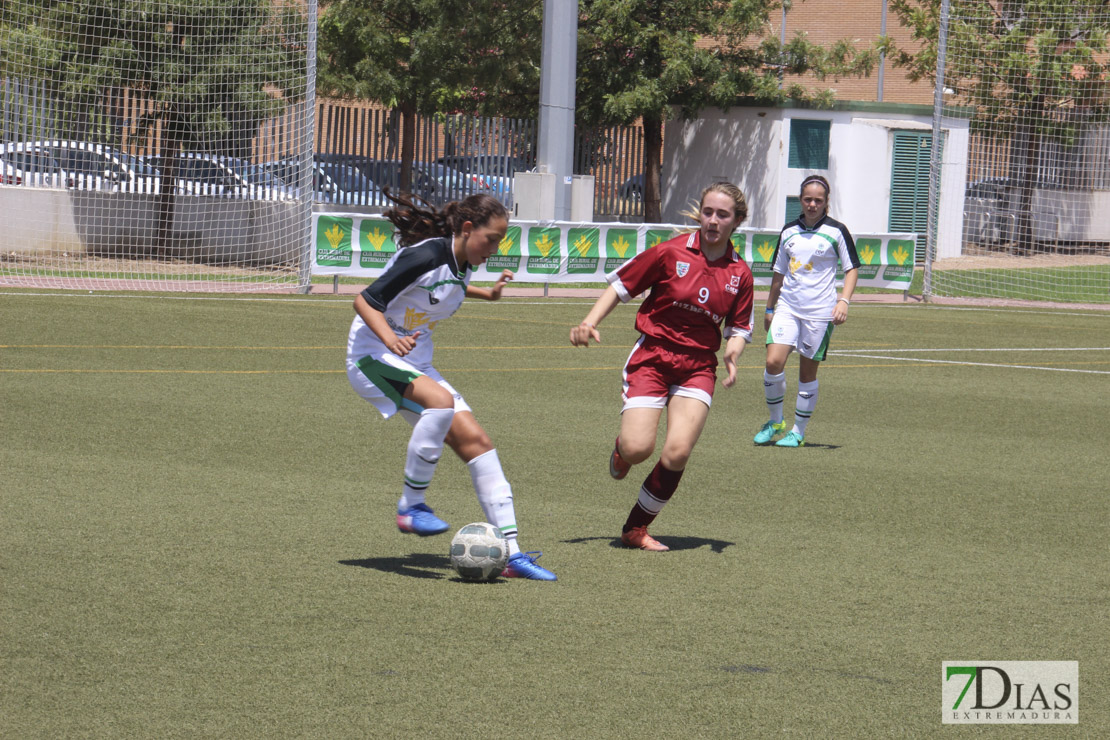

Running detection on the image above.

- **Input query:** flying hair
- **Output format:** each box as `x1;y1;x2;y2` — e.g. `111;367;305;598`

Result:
383;189;508;247
679;181;749;227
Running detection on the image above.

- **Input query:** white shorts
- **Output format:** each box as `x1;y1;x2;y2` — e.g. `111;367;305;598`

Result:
346;352;472;420
766;309;834;361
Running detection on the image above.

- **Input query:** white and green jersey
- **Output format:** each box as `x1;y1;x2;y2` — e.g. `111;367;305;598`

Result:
347;236;471;370
771;215;860;321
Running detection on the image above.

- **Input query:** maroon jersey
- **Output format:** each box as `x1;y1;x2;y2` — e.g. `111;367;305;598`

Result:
609;231;754;353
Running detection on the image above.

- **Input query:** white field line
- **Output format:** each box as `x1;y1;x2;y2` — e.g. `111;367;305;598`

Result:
836;347;1110;353
831;347;1110;375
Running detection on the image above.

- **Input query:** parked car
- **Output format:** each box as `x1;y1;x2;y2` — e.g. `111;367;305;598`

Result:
315;154;439;203
259;158;387;206
419;161;494;204
433;154;533;206
0;154;19;186
4;140;159;192
143;152;292;200
0;146;69;188
314;160;388;206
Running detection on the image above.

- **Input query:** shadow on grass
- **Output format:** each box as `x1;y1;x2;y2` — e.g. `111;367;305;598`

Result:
339;553;512;584
562;535;733;553
759;441;841;450
340;552;450;579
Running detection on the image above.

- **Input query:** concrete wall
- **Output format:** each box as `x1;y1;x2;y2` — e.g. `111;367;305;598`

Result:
0;186;84;253
661;107;784;229
663;103;971;259
0;187;304;264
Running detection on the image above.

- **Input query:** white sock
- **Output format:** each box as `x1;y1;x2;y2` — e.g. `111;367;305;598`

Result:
793;380;819;437
764;371;787;424
398;407;455;512
467;449;521;556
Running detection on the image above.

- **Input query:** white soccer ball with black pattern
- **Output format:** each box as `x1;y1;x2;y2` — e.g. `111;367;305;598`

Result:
449;522;509;581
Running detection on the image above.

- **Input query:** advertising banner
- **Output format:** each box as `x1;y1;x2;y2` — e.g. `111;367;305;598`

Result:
312;214;918;290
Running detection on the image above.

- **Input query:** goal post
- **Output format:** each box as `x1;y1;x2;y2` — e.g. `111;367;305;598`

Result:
0;0;315;293
925;0;1110;306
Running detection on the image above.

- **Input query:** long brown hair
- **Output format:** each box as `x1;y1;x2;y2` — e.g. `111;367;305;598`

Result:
384;190;508;247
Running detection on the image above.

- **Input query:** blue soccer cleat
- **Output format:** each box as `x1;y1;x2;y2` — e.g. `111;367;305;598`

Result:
501;551;557;581
396;503;450;536
774;431;805;448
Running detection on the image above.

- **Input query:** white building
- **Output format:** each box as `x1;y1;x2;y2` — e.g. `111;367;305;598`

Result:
661;101;971;259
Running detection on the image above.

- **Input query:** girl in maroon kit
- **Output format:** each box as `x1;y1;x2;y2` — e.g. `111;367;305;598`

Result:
569;182;754;551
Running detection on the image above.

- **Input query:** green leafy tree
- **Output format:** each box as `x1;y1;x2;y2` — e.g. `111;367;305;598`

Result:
884;0;1110;251
577;0;876;221
1;0;307;251
316;0;542;194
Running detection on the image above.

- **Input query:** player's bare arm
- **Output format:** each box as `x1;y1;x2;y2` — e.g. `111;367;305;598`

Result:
570;284;621;346
466;269;514;301
722;334;749;388
832;267;858;325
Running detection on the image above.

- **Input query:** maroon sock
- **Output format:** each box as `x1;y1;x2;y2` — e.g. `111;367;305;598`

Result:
623;461;684;531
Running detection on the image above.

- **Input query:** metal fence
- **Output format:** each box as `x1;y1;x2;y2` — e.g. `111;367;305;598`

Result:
313;101;648;219
3;79;649;220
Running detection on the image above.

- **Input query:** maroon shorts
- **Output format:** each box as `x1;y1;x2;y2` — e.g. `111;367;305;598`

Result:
621;337;718;409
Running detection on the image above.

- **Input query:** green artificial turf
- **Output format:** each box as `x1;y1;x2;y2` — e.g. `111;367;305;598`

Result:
2;292;1107;737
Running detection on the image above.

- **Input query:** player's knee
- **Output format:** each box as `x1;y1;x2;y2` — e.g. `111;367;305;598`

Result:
660;445;693;470
622;438;655;464
424;386;454;409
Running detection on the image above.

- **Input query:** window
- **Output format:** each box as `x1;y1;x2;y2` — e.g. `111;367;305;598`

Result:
784;196;801;225
788;119;831;169
889;131;942;261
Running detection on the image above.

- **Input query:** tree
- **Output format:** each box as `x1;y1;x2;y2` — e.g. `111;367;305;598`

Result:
576;0;877;222
316;0;542;195
884;0;1110;252
1;0;307;253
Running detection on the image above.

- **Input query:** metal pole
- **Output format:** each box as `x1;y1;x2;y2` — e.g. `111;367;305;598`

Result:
298;0;318;293
537;0;578;221
779;7;787;88
877;0;888;102
923;0;951;301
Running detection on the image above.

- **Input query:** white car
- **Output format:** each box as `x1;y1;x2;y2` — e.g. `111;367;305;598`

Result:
4;140;158;192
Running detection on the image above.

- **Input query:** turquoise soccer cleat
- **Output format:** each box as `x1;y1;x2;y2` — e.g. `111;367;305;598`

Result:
754;420;787;445
774;431;805;448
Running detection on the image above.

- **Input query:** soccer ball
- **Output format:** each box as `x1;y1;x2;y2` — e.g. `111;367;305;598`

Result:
449;522;509;581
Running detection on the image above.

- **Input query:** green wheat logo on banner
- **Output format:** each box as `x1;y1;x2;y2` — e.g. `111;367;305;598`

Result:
486;226;523;272
855;238;882;280
730;231;746;258
645;229;672;250
605;228;637;272
359;219;397;269
316;216;352;267
526;226;562;275
567;227;600;275
750;233;778;279
882;239;916;284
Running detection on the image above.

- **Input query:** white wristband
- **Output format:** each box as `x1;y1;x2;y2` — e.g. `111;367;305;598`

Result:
837;298;850;306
